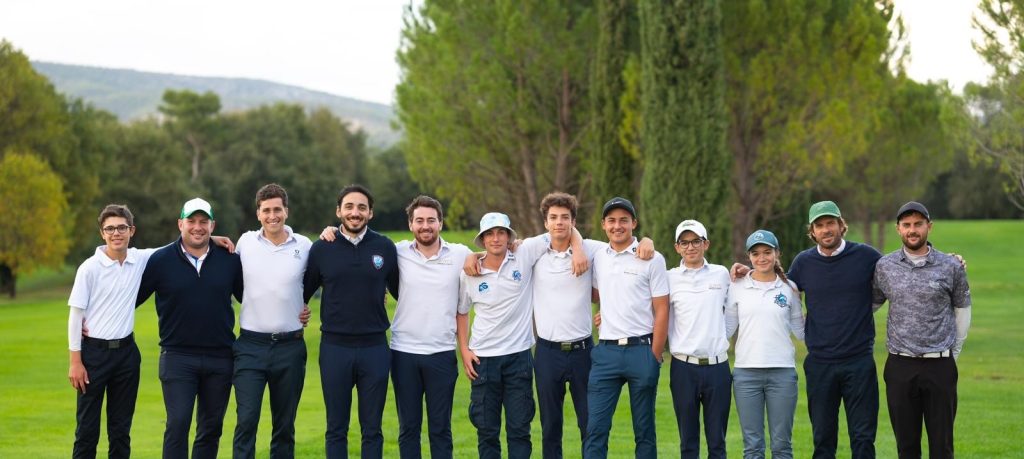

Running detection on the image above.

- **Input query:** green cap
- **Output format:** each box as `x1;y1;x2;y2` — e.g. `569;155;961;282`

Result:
180;197;214;219
808;201;841;224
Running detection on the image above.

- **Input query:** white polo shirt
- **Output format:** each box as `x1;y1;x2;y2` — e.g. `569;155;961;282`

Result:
237;226;312;333
391;238;472;354
68;246;157;341
667;259;731;359
725;273;805;368
593;238;670;340
532;238;606;342
458;237;546;357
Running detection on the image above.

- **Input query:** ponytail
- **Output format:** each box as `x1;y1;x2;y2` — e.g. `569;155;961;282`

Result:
774;256;798;295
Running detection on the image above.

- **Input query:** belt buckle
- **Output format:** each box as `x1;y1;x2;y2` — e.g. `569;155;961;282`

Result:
560;342;572;352
698;357;709;365
270;332;282;342
109;340;120;349
617;338;628;346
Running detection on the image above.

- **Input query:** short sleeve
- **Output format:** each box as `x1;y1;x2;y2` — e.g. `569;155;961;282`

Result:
517;235;549;267
68;261;92;310
951;262;972;309
457;272;473;315
648;252;669;297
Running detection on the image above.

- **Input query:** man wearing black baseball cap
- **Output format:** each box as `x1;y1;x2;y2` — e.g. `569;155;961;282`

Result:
872;201;971;458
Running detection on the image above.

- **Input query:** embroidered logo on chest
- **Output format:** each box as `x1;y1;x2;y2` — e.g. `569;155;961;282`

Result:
372;254;384;270
512;270;522;282
774;293;789;308
479;282;489;293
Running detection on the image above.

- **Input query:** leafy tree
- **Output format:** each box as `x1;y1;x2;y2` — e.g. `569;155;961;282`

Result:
0;152;70;297
638;0;730;265
159;89;221;183
366;145;423;230
397;0;597;235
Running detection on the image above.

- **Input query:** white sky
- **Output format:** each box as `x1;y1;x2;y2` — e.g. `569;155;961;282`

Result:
0;0;993;106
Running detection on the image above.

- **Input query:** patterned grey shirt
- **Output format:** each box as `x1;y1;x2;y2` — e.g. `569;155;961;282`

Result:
873;247;971;356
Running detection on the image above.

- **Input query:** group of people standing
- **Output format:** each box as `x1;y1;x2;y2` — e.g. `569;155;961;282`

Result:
66;182;971;459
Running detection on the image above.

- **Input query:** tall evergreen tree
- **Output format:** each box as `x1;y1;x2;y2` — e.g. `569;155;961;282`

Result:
638;0;730;265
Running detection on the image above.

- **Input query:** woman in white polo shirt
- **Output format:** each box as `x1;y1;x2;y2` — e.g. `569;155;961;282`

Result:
726;229;805;459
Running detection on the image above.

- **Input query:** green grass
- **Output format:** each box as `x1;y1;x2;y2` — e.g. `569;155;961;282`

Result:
0;222;1021;457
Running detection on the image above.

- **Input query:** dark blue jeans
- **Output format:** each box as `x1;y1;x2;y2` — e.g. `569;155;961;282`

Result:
583;343;661;459
158;350;233;459
73;337;141;459
319;341;391;459
391;349;458;459
232;330;307;459
534;338;592;459
468;349;535;459
804;353;879;459
669;358;731;459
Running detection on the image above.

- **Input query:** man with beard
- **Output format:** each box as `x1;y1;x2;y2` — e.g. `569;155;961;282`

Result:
871;202;971;459
137;198;244;459
303;184;399;459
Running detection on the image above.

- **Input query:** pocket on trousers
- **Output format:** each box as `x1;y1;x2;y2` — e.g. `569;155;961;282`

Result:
468;367;488;429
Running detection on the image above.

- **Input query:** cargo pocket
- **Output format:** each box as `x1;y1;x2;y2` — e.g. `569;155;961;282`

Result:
468;360;488;429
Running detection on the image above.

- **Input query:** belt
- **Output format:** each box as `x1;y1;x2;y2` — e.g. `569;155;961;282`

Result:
895;349;951;359
241;328;304;342
599;334;653;346
675;352;729;366
83;333;134;350
537;337;592;352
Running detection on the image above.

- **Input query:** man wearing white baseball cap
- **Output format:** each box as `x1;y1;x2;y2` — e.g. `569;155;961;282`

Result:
666;219;732;459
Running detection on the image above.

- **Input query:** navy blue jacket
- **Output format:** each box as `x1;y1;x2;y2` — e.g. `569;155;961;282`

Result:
137;238;243;356
788;241;882;361
303;228;399;345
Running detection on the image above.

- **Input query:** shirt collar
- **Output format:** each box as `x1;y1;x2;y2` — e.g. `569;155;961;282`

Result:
257;225;296;246
342;226;369;245
742;271;784;289
411;237;450;259
679;258;709;273
817;239;847;257
180;243;210;260
606;237;639;255
96;246;136;267
899;244;932;264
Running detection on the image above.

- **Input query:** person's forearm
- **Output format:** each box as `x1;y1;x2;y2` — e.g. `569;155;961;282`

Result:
456;313;470;351
651;296;669;356
954;306;971;358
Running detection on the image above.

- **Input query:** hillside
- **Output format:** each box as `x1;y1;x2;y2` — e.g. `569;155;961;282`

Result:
32;61;399;147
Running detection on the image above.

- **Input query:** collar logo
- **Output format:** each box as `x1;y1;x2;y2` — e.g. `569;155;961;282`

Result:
774;293;788;308
512;270;522;282
293;249;301;259
479;282;489;292
372;254;384;270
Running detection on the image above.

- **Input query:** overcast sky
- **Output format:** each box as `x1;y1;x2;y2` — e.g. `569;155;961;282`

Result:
0;0;992;106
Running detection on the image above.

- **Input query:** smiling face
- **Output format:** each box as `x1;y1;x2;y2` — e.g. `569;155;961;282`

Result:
897;212;932;253
810;216;844;251
178;213;214;250
481;227;511;257
336;191;373;236
544;205;574;243
100;216;135;252
747;244;778;276
674;230;708;266
602;208;637;249
409;206;442;247
257;197;288;237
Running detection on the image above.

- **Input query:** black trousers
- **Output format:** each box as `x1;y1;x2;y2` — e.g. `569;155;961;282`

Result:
669;358;732;459
159;350;233;459
534;339;591;459
320;341;391;459
804;353;879;459
232;330;307;459
72;336;141;459
884;354;958;459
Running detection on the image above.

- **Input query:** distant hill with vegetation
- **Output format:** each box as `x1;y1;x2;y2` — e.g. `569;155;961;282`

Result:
32;61;399;147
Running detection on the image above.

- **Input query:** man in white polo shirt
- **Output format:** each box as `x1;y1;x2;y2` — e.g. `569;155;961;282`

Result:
457;212;554;459
667;219;732;459
232;183;312;459
584;197;670;459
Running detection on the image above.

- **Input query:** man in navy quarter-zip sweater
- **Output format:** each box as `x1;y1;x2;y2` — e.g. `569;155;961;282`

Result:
303;184;399;459
137;198;243;459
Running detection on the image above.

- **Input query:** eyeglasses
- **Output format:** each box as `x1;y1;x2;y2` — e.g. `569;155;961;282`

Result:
675;238;705;248
102;225;132;235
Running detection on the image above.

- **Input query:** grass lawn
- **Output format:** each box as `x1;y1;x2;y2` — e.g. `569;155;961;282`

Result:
0;221;1021;457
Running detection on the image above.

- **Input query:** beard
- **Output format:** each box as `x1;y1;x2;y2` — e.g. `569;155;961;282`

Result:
415;230;438;246
342;219;366;235
902;233;927;252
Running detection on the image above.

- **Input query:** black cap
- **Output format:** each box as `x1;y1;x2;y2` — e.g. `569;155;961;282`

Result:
896;201;930;222
602;197;636;219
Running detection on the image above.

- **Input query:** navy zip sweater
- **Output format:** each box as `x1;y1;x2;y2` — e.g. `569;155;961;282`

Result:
137;238;243;357
303;228;399;346
788;241;882;361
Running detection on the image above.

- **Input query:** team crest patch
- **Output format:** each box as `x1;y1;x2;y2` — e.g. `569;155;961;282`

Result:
372;254;384;270
513;270;522;282
774;293;788;308
479;282;489;292
293;249;301;259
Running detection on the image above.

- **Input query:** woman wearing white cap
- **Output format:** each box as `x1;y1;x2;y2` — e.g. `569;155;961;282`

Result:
726;229;805;459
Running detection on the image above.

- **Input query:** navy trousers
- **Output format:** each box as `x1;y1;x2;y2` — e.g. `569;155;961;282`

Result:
72;336;141;459
669;358;731;459
159;350;233;459
320;341;390;459
468;349;535;459
391;349;458;459
804;353;879;459
232;330;307;459
583;342;661;459
534;338;591;459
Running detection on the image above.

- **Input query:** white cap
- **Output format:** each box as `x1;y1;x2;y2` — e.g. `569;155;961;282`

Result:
473;212;517;249
674;219;708;241
180;197;214;219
